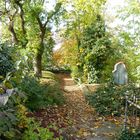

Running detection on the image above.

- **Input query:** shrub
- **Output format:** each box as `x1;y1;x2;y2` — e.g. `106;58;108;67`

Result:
0;90;26;139
0;88;62;140
117;128;140;140
0;43;14;77
18;76;65;111
86;83;134;116
78;16;113;83
71;66;83;83
21;118;55;140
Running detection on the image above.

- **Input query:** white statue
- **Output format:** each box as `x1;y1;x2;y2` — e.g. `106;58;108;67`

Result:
0;89;14;106
112;62;128;85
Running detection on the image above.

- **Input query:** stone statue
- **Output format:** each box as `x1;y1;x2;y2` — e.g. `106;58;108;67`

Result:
112;62;128;85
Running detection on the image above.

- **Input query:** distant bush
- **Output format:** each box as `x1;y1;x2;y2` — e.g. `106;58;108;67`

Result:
86;83;135;116
42;71;58;81
19;76;65;111
45;66;71;74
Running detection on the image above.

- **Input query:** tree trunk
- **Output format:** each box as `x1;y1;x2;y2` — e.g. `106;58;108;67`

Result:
8;21;19;44
34;52;42;77
34;17;46;77
34;37;44;77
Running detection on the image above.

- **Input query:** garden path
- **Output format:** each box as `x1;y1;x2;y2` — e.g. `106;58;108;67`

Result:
34;73;122;140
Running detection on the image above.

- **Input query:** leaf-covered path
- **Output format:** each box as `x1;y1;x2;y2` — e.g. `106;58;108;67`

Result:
33;74;122;140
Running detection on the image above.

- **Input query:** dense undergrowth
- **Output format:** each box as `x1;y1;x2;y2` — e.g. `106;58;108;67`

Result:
0;90;62;140
0;44;65;139
0;71;65;139
86;82;140;139
118;128;140;140
85;82;135;116
18;75;65;111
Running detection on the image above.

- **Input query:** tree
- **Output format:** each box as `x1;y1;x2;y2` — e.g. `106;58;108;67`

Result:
79;15;112;83
0;0;27;46
62;0;106;50
115;0;140;82
53;39;78;67
0;0;63;77
55;0;107;81
42;33;55;69
26;1;62;76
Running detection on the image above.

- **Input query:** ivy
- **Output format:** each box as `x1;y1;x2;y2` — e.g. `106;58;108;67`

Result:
79;15;112;83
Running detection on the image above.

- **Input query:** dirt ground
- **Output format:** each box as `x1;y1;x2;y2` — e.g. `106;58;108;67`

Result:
32;73;123;140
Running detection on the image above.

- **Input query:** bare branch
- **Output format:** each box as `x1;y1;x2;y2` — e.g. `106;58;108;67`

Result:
36;16;43;30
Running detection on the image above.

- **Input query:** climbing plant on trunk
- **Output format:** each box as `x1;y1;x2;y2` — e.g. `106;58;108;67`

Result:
26;1;62;77
79;15;112;83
